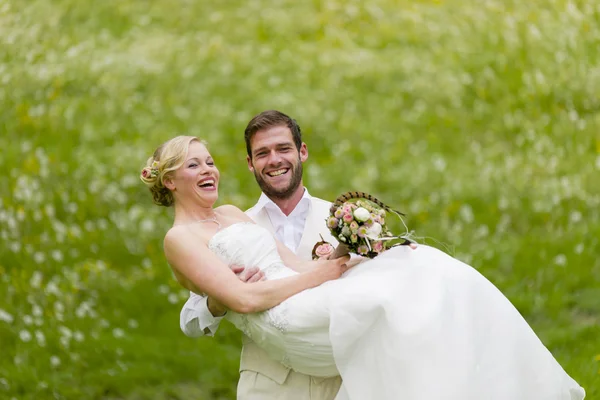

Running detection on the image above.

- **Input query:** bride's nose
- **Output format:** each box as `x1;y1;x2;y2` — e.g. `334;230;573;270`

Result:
198;163;214;176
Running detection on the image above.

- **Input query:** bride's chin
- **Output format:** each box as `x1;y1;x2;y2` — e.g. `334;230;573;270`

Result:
196;192;218;204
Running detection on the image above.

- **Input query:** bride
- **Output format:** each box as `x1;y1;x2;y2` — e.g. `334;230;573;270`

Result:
141;136;585;400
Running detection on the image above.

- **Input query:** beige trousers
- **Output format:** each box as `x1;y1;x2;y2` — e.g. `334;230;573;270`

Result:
236;336;342;400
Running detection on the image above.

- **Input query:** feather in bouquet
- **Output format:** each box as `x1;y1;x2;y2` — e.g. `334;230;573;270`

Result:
312;192;412;260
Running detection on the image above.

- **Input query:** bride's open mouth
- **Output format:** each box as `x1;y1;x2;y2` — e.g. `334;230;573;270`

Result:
197;178;217;191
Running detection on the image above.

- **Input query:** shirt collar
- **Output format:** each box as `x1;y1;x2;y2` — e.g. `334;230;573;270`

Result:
255;187;312;216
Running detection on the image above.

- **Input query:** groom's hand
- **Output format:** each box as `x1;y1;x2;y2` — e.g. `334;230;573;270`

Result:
207;266;265;317
231;265;265;283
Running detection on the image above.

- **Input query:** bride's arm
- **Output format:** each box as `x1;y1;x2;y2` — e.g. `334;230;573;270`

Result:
164;227;349;314
274;240;318;272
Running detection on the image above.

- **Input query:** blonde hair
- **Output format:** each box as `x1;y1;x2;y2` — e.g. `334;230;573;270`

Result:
140;136;206;206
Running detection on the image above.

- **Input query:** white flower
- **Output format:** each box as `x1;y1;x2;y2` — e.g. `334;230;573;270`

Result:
30;271;43;289
35;330;46;347
74;331;84;342
112;328;125;338
0;309;14;324
19;329;32;342
353;207;371;222
32;304;43;317
366;223;383;238
50;356;61;367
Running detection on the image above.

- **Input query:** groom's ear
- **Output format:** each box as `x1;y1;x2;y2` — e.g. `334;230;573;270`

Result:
246;155;254;172
299;143;308;162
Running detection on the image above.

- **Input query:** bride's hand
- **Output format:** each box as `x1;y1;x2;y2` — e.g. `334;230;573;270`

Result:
312;255;352;282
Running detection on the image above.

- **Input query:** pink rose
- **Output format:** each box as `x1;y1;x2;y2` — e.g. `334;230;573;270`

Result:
349;221;359;233
373;241;384;253
343;212;353;223
315;243;334;259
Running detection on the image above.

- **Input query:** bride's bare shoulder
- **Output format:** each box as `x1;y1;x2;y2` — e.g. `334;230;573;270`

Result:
216;204;254;222
163;224;210;251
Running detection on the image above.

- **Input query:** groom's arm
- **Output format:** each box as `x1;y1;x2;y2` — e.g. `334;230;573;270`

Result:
180;292;224;337
180;265;264;337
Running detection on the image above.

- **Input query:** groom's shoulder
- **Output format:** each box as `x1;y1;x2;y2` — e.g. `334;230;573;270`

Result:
309;196;333;216
310;195;333;208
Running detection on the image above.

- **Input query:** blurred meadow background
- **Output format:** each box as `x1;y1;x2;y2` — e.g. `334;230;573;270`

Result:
1;0;599;398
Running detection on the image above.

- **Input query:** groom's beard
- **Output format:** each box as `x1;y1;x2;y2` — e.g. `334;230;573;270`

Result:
254;159;303;201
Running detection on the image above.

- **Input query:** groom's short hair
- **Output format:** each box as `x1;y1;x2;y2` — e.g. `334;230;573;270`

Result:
244;110;302;157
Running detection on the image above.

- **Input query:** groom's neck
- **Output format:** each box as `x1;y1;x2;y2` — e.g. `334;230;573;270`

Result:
269;185;306;216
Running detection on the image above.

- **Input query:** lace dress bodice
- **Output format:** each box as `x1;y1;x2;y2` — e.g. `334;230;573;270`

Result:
208;222;297;281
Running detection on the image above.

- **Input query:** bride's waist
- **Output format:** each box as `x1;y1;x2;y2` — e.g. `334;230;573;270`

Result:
261;261;297;280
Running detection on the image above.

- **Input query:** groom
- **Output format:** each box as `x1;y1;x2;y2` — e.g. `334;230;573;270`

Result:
180;110;343;399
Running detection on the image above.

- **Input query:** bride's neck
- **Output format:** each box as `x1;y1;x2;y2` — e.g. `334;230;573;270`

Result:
173;202;218;225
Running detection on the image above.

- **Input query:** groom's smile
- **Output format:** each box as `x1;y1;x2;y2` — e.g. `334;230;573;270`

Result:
266;168;289;177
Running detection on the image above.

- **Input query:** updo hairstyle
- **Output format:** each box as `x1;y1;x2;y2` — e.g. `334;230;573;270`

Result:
140;136;205;206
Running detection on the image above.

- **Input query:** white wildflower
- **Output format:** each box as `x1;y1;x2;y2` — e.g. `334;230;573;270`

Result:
112;328;125;338
19;329;32;342
30;271;43;289
33;252;45;264
50;356;61;367
158;285;169;295
0;309;14;324
553;254;567;266
35;330;46;347
51;250;64;262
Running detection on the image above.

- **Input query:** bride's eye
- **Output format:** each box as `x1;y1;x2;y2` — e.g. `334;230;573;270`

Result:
188;163;198;168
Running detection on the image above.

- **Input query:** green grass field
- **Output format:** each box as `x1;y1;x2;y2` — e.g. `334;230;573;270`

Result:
1;0;599;398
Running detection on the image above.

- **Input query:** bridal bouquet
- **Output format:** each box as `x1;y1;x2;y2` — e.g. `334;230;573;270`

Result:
312;192;410;260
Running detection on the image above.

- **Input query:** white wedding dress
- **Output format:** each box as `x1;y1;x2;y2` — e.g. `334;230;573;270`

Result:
209;222;585;400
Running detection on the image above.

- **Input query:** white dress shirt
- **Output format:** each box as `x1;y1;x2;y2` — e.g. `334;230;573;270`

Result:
252;189;312;252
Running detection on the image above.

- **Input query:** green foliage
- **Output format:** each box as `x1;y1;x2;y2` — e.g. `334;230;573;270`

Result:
1;0;599;398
